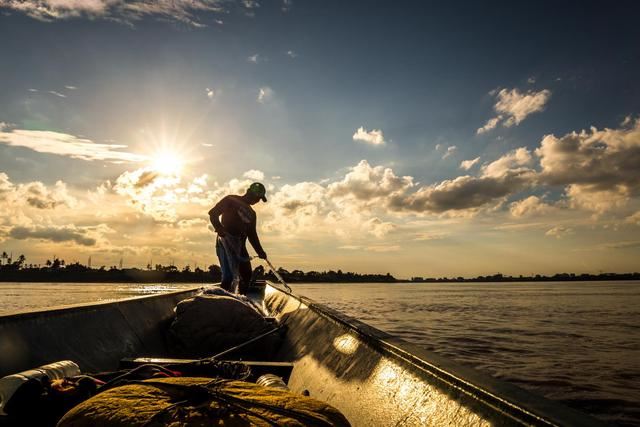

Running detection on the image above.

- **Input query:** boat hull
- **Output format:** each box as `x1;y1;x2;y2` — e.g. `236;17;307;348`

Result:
0;288;201;377
0;283;607;426
262;283;606;427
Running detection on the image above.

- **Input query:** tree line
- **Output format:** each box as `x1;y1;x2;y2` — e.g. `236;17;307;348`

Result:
1;252;638;283
0;253;398;283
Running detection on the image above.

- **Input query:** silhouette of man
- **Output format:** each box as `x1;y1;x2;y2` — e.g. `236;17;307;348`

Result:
208;182;268;293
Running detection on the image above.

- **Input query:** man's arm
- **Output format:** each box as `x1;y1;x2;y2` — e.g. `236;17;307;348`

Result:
208;197;227;235
247;216;267;259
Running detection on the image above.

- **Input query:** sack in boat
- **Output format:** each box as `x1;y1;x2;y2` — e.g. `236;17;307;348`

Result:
57;377;351;427
168;295;272;357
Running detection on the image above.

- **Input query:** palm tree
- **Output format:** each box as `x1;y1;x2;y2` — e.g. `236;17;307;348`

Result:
1;251;7;266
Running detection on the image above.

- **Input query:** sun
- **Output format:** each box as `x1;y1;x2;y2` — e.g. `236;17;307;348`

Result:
150;150;184;175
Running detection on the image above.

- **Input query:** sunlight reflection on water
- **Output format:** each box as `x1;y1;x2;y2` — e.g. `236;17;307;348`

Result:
0;282;199;315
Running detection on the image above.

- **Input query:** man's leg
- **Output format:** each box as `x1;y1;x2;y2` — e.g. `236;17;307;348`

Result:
216;238;234;292
237;260;252;295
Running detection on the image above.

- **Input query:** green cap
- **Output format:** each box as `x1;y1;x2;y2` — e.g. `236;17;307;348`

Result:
248;182;267;202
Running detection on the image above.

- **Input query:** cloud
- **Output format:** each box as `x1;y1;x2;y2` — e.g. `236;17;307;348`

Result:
112;167;183;221
0;0;226;27
262;162;411;241
262;181;328;235
243;169;265;181
565;185;628;214
460;157;480;170
9;225;96;246
537;121;640;190
257;86;274;103
536;120;640;212
337;244;400;252
48;90;67;98
0;172;77;210
545;226;573;239
64;85;77;90
0;173;12;198
282;0;292;12
496;88;551;126
286;50;297;58
327;160;413;204
363;217;396;238
177;217;208;229
413;232;447;241
248;54;260;63
477;116;501;134
626;211;640;225
366;245;401;252
599;240;640;249
442;145;457;159
509;196;552;217
390;173;531;213
338;245;360;250
478;88;551;133
390;149;535;213
22;181;76;209
205;87;215;99
242;0;259;9
0;128;147;163
352;127;385;146
482;147;532;178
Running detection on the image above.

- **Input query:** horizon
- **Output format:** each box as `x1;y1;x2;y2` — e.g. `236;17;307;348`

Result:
2;251;639;281
1;1;640;277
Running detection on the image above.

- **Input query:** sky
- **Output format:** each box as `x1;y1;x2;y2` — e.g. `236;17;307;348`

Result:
1;0;639;277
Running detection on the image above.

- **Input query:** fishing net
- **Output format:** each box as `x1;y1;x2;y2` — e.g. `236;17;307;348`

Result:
167;295;272;357
57;377;351;427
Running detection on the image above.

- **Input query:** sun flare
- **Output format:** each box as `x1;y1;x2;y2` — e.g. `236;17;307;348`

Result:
150;150;184;175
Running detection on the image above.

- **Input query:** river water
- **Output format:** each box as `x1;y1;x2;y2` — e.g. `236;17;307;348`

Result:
1;281;638;426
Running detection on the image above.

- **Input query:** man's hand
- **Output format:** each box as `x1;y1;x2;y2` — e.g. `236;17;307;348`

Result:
216;227;227;237
257;250;267;260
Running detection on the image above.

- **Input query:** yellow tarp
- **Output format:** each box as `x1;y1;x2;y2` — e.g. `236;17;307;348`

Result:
57;377;350;427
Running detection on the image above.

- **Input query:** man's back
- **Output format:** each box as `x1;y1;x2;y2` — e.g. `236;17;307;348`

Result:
214;195;256;238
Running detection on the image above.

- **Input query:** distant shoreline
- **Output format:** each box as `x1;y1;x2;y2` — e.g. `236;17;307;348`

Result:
1;275;639;284
1;257;638;283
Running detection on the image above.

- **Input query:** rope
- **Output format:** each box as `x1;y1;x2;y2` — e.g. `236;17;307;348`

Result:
132;379;335;427
263;258;293;292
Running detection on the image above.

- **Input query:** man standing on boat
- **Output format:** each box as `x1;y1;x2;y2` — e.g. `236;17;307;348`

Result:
208;182;268;294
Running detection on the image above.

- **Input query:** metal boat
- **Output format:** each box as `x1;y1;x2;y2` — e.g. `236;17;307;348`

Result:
0;282;607;426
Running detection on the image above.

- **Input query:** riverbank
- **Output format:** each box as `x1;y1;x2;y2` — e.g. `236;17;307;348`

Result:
1;268;638;284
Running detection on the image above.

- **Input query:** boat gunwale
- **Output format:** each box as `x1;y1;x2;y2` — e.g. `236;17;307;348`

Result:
265;281;608;427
